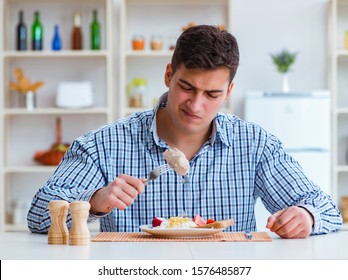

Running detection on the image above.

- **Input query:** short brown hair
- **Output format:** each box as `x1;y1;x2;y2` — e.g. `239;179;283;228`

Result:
171;25;239;83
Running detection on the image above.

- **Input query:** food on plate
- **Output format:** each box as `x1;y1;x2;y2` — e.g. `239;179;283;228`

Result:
193;214;206;226
151;214;222;229
163;148;190;176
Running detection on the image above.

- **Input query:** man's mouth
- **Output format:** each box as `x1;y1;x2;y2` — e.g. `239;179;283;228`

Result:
182;108;200;120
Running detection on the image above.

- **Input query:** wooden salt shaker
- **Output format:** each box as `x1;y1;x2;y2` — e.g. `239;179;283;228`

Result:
48;200;69;245
69;201;91;246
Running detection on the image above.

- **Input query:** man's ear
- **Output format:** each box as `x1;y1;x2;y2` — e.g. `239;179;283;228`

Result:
226;82;234;100
164;63;172;87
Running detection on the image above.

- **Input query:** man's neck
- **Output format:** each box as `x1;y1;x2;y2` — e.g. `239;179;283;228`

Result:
156;108;212;160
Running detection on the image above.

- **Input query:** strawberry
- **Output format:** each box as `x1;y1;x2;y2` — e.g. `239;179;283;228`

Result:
152;217;165;227
206;218;215;224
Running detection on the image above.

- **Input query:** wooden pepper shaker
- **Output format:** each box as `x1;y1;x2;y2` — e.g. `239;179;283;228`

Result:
48;200;69;245
69;201;91;246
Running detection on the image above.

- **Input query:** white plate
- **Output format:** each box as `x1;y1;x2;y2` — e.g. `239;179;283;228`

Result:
139;224;225;238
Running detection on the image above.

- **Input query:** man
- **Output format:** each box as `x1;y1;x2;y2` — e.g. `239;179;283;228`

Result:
28;25;342;238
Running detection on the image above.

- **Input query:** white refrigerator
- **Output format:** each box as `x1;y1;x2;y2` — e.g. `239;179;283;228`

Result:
244;90;331;230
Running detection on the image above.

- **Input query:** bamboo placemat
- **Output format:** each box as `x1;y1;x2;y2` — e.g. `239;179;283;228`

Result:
91;232;272;242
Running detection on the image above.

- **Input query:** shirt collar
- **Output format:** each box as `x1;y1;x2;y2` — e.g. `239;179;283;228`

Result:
146;92;232;150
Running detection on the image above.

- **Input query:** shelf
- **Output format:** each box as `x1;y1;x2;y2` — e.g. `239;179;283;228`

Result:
2;50;110;59
4;0;104;4
342;223;348;231
0;0;114;233
126;0;229;5
335;108;348;115
336;50;348;57
336;166;348;173
4;166;57;173
125;50;173;57
3;107;110;116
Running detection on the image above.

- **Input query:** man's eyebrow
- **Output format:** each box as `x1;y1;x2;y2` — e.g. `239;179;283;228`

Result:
178;79;223;93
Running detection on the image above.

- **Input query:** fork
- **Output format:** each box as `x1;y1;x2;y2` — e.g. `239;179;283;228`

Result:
143;163;172;185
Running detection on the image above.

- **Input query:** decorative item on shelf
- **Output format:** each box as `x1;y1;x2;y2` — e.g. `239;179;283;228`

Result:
217;24;226;31
51;24;62;51
132;35;145;50
16;10;27;51
90;9;101;50
34;117;70;166
9;68;44;111
127;78;147;108
56;81;93;108
181;22;197;32
31;10;43;50
168;35;177;51
271;49;297;93
150;35;163;51
341;196;348;223
345;29;348;50
12;199;32;225
72;11;83;50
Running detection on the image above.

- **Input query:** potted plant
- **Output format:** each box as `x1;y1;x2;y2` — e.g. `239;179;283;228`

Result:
271;49;297;92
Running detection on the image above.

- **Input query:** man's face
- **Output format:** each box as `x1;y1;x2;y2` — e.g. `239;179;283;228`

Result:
164;64;233;135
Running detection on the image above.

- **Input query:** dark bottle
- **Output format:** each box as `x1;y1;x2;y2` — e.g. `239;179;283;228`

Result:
72;11;82;50
52;25;62;51
16;10;27;51
31;11;43;50
90;10;101;50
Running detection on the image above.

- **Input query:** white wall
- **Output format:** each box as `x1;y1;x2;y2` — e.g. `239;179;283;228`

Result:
231;0;329;118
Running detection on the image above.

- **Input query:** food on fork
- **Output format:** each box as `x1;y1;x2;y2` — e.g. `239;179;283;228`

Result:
163;148;190;176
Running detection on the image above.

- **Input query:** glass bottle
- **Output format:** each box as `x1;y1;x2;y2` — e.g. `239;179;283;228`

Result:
16;10;27;51
31;11;43;50
52;25;62;51
72;11;83;50
90;10;101;50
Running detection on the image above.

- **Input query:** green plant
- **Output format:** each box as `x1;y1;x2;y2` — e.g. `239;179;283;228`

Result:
271;49;297;73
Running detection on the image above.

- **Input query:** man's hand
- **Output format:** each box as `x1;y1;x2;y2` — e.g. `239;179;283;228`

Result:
266;206;314;238
89;174;145;214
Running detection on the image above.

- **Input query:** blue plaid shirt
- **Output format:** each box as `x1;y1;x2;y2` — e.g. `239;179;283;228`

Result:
28;94;343;234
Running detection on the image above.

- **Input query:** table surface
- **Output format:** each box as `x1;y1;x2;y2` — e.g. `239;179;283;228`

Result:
1;230;347;260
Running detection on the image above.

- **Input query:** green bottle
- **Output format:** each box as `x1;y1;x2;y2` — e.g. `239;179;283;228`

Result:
32;11;43;50
90;10;101;50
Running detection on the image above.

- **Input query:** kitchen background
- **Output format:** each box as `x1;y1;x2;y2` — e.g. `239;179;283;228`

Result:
1;0;347;232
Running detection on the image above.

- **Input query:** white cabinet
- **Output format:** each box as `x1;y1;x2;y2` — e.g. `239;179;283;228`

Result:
0;0;114;231
118;0;233;118
329;0;348;229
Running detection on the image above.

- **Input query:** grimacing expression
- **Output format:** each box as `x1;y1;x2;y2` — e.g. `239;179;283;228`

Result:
165;64;233;134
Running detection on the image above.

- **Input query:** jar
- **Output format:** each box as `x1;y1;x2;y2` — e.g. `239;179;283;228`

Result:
150;35;163;51
12;200;31;225
132;35;145;50
345;30;348;50
127;78;147;107
168;35;177;51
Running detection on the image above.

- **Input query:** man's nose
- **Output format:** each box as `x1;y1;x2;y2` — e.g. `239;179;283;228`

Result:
187;94;203;111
